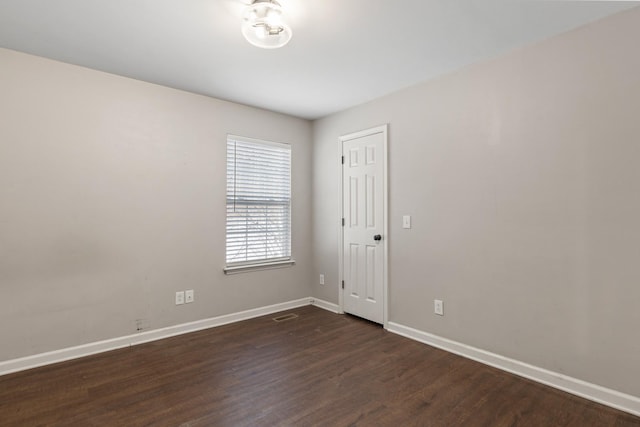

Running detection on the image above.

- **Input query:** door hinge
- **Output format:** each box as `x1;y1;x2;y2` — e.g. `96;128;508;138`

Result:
342;218;345;226
341;280;345;289
341;155;344;164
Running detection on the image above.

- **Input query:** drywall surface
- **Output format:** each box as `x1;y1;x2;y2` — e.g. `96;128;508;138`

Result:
312;8;640;397
0;48;312;361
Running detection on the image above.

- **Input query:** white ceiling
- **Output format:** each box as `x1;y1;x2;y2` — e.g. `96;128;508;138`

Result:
0;0;637;119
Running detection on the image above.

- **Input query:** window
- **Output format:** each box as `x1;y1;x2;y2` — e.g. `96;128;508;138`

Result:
225;135;293;272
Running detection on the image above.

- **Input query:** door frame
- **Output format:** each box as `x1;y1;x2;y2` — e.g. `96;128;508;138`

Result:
338;124;389;328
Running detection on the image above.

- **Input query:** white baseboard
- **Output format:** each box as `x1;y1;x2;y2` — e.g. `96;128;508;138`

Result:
310;297;341;313
0;297;312;377
6;301;636;418
387;322;640;418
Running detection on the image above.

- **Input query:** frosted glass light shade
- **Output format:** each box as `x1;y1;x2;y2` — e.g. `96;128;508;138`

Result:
242;0;292;49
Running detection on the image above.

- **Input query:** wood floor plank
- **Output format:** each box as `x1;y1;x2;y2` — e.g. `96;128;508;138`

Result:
0;306;638;426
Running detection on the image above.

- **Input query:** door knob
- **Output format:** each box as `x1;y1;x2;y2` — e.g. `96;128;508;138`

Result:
374;234;382;241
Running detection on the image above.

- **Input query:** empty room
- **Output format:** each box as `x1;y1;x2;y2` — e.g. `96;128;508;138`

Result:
1;0;639;425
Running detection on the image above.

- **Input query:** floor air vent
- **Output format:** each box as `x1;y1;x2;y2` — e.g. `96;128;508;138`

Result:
272;313;299;322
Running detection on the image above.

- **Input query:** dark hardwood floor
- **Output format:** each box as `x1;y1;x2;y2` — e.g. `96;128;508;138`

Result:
1;305;638;426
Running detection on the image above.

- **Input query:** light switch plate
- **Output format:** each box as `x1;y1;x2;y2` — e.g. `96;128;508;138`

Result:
403;215;411;229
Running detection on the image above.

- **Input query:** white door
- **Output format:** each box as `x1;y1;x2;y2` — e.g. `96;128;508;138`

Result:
341;125;387;324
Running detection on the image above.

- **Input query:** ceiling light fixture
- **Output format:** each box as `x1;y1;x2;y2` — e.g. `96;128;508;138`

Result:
242;0;292;49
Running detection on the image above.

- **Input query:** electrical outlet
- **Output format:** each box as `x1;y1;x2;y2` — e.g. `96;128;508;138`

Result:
175;291;185;305
434;299;444;316
319;274;325;285
185;289;194;303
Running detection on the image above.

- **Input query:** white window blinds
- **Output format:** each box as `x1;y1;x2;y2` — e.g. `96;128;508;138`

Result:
226;136;291;265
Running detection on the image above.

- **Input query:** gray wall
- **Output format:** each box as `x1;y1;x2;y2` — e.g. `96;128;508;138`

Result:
312;8;640;397
0;48;313;361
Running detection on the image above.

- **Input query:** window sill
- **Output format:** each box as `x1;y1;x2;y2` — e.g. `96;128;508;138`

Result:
224;259;296;275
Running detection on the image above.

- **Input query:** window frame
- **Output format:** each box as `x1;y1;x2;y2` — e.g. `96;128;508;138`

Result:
223;134;295;274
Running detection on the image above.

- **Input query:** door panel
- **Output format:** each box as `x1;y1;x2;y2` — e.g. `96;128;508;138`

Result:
342;129;385;324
